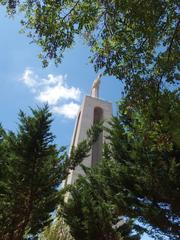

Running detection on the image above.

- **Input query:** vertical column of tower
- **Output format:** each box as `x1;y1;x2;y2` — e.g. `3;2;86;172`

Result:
66;76;112;185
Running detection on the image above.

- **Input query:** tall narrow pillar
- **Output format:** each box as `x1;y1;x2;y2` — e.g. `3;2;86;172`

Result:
66;76;112;185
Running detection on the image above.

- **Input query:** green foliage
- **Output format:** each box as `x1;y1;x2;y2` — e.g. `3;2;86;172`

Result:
39;215;74;240
1;0;179;91
61;160;142;240
0;124;9;219
0;105;103;240
38;122;103;240
106;89;180;238
70;121;103;165
0;105;84;240
61;89;180;240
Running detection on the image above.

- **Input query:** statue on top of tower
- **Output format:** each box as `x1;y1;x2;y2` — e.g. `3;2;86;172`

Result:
91;73;102;98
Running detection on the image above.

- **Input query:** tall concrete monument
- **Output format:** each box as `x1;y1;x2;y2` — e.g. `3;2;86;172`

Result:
66;75;112;185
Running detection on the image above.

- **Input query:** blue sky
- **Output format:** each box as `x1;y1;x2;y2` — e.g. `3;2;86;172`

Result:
0;8;123;147
0;8;155;240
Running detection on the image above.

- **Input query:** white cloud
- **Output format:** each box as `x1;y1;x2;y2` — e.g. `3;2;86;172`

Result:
42;74;65;86
52;102;80;119
20;68;81;119
21;68;38;89
36;83;81;105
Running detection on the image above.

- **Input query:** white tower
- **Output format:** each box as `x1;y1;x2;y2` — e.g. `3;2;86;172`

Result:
66;75;112;185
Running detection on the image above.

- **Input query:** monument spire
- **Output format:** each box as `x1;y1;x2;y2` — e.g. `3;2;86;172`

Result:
64;73;112;188
90;73;102;98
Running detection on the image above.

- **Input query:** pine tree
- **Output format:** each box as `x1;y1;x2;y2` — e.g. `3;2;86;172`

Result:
61;161;142;240
39;214;74;240
61;89;180;240
0;105;80;240
105;89;180;238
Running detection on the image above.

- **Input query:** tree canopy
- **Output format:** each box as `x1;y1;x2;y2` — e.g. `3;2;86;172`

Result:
0;105;96;240
61;89;180;240
39;214;74;240
1;0;179;91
